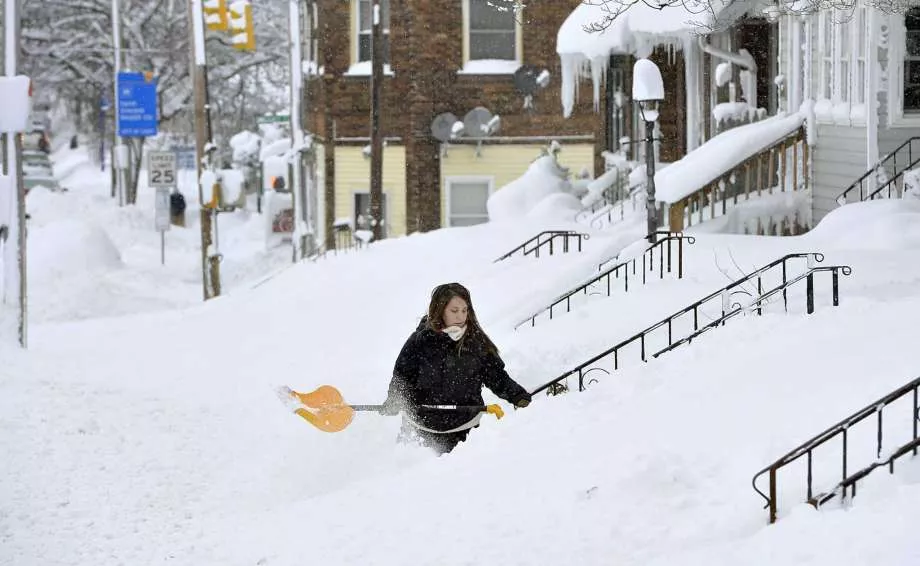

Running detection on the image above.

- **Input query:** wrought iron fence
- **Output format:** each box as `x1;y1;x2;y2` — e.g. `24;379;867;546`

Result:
530;253;851;396
494;231;589;262
752;376;920;524
515;232;694;329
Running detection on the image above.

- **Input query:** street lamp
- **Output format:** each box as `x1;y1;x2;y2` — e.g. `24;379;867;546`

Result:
632;58;664;244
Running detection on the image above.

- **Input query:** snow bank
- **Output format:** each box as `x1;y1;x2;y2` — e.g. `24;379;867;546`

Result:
29;219;123;282
655;113;805;204
808;199;920;250
487;156;574;222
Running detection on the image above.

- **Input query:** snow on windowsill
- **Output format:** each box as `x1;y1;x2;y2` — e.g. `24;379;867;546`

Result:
457;60;521;75
813;99;868;127
344;62;395;77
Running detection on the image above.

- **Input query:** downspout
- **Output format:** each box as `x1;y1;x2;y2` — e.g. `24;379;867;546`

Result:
698;35;758;109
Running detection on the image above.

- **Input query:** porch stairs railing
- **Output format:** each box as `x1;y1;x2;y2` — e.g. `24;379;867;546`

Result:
494;230;590;262
752;376;920;524
514;232;694;329
530;253;851;396
666;126;810;235
836;137;920;204
575;168;644;230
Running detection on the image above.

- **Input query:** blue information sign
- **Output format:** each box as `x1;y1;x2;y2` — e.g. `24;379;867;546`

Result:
117;72;158;137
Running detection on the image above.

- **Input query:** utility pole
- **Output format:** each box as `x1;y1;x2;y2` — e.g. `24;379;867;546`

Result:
289;0;310;260
189;0;221;299
368;0;384;241
111;0;127;207
1;0;27;347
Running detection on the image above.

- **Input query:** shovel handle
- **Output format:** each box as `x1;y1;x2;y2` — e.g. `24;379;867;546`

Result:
350;404;489;412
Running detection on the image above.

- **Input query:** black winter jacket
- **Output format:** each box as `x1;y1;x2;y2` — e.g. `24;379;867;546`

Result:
386;320;531;432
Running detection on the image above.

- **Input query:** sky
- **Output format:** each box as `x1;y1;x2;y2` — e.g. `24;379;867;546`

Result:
1;141;920;566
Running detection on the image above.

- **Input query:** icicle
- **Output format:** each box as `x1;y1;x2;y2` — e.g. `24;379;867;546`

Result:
560;53;580;118
590;56;608;114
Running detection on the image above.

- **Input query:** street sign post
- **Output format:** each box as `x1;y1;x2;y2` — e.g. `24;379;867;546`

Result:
117;72;158;137
148;151;176;265
148;151;177;188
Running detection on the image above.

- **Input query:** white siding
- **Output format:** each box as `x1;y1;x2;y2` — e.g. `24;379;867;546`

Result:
812;124;868;220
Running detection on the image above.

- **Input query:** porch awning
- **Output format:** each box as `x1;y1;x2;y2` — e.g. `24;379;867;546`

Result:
556;0;755;117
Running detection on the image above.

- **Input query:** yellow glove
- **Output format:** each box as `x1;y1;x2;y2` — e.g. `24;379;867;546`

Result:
485;404;505;420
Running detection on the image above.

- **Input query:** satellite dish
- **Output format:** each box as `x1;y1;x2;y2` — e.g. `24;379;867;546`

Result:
431;112;458;143
463;107;494;138
513;65;541;96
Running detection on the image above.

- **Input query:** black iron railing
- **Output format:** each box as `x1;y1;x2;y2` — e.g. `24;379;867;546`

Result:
837;137;920;204
530;253;851;396
494;231;589;262
515;232;694;329
308;225;367;262
752;376;920;524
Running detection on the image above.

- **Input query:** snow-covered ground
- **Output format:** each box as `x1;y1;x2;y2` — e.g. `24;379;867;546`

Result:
1;146;920;565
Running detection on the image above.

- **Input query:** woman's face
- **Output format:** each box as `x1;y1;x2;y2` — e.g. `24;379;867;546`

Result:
442;296;469;328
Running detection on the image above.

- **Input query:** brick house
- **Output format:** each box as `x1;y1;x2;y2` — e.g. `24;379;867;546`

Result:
305;0;606;243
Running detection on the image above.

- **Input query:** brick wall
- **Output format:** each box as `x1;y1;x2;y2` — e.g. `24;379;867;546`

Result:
309;0;601;236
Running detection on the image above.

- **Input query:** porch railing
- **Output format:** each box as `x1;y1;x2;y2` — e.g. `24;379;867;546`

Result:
515;232;694;329
529;253;850;396
837;137;920;204
666;126;810;235
494;231;589;262
752;376;920;524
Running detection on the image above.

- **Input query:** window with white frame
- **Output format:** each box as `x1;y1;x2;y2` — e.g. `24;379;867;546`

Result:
447;178;491;227
354;192;388;237
854;7;867;105
466;0;518;62
355;0;390;64
818;12;833;100
905;8;920;112
815;10;868;110
837;10;850;102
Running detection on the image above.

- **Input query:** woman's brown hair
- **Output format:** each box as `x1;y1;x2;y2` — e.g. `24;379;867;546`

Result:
426;282;499;355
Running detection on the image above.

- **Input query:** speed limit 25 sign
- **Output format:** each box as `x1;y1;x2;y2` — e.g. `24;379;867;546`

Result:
148;151;177;188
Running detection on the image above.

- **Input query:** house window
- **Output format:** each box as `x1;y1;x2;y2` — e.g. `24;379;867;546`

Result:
356;0;390;64
854;7;867;105
447;178;491;227
468;0;516;60
818;13;833;100
837;10;850;103
354;192;388;238
905;9;920;112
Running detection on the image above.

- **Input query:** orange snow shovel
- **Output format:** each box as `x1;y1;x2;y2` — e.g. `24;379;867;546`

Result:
278;385;505;433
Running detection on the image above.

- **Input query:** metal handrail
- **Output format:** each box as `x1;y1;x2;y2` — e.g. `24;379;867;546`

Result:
494;230;590;262
530;253;849;396
837;137;920;203
752;376;920;523
655;264;851;356
514;232;694;329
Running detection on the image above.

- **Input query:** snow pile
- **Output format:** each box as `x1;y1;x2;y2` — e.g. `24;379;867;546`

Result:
229;131;261;166
655;113;805;204
28;219;123;282
808;198;920;250
487;155;580;222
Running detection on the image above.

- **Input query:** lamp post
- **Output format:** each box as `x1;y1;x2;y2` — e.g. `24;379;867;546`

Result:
632;58;665;244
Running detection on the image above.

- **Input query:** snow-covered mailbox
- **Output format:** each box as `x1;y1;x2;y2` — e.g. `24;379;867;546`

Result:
200;169;246;210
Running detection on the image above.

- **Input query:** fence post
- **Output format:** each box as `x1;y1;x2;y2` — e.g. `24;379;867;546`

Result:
806;272;815;314
769;468;778;524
